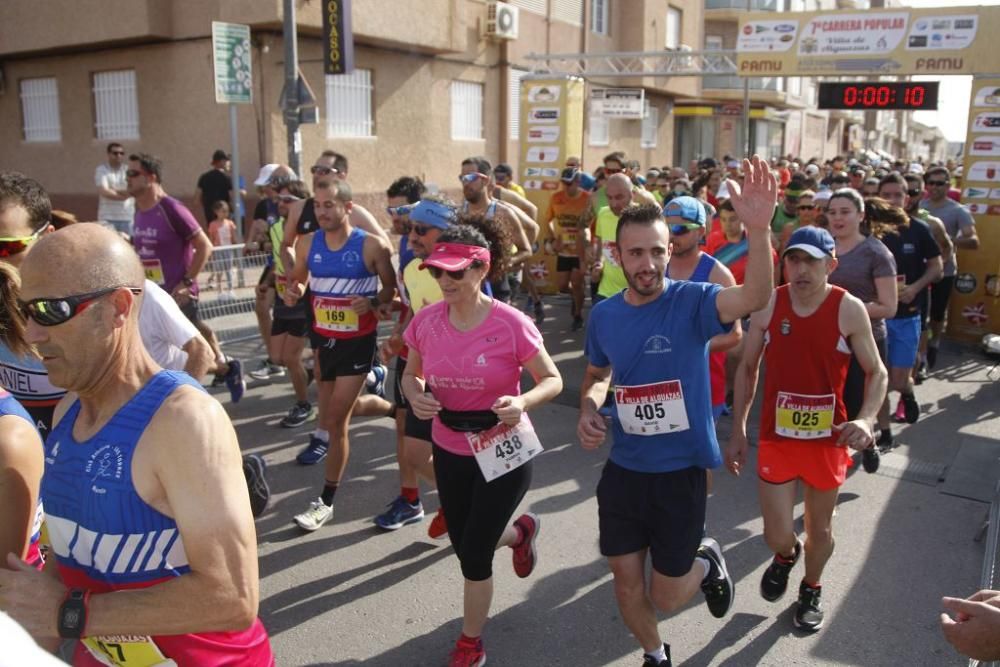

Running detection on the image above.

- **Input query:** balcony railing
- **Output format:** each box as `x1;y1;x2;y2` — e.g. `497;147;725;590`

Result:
703;75;782;92
705;0;780;10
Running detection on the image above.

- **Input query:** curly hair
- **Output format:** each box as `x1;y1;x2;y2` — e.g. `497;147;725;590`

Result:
449;213;511;283
864;196;909;239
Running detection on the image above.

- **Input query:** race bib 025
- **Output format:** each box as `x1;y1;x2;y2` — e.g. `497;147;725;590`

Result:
775;391;836;440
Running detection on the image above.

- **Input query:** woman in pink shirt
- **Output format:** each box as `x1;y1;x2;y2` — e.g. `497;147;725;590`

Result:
403;220;562;667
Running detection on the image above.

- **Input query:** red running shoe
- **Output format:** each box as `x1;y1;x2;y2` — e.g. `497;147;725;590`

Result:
448;636;486;667
512;513;540;578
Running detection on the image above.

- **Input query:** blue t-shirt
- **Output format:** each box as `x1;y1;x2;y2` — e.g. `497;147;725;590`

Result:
585;280;731;473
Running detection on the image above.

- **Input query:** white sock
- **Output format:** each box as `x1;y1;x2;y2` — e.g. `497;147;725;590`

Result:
695;556;711;580
313;428;329;442
644;644;667;663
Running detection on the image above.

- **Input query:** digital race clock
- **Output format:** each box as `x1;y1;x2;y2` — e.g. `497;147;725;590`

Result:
817;82;939;110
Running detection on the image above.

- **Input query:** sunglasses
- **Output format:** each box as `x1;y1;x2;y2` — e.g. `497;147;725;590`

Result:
277;194;301;203
386;205;413;217
926;180;948;186
125;169;144;178
409;224;436;236
0;227;44;258
310;165;340;175
18;286;143;327
460;173;486;184
670;223;701;235
797;204;816;211
427;263;482;281
604;167;623;174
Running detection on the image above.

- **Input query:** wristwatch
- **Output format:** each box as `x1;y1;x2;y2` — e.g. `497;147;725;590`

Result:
369;296;382;310
58;589;91;639
181;276;195;287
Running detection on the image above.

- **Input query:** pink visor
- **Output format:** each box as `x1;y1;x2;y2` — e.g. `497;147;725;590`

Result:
420;243;491;272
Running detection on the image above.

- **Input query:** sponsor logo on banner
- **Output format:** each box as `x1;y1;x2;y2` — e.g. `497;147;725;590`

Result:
798;13;908;57
737;20;798;53
523;180;559;191
525;167;560;178
986;275;1000;297
973;113;1000;132
526;147;561;163
955;273;978;293
529;263;549;280
967;161;1000;182
905;14;977;50
527;86;560;103
962;302;989;326
970;137;1000;157
527;126;560;142
974;85;1000;107
528;108;560;123
965;202;1000;215
962;187;990;199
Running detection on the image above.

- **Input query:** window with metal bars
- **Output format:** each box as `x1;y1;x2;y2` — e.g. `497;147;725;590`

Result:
451;80;484;141
93;70;140;140
591;0;608;35
509;68;530;142
19;78;61;142
641;100;658;149
325;69;374;138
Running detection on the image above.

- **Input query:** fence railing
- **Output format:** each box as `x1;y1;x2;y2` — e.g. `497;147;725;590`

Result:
194;243;269;344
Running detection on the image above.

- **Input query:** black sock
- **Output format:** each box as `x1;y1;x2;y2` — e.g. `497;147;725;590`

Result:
321;481;339;506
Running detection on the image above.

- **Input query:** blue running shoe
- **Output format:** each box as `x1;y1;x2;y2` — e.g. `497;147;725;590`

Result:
374;496;425;530
296;436;329;465
225;358;246;403
366;362;387;399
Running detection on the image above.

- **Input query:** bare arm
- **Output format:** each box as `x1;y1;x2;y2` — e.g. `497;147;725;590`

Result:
724;297;772;475
280;199;306;274
181;334;216;380
924;215;954;266
498;188;538;222
502;200;539;246
186;230;213;278
632;188;659;207
243;218;267;252
0;417;43;563
867;275;898;320
577;363;612;450
708;263;742;354
839;294;887;428
502;207;534;267
350;205;391;243
956;224;980;250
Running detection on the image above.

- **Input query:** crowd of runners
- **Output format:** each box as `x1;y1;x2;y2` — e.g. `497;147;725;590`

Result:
0;142;996;666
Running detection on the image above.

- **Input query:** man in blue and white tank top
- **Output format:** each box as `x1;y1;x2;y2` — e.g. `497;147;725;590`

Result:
0;225;273;665
285;179;397;532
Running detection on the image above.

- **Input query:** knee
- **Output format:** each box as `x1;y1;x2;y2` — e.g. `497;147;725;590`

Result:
763;526;796;555
612;574;646;606
648;587;684;614
806;525;833;550
458;553;493;582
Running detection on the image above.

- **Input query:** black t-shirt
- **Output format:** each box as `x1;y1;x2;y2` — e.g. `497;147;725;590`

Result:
253;199;269;221
879;215;941;319
196;169;232;221
297;198;319;235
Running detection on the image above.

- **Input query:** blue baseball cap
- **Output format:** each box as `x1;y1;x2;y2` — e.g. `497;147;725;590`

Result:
662;196;706;226
409;199;456;229
578;172;597;192
784;226;835;258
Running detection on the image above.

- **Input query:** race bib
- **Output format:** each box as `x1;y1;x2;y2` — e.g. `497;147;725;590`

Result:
82;636;176;666
467;419;543;482
313;296;359;332
141;259;165;286
601;240;619;267
775;391;835;440
275;275;287;297
614;381;690;436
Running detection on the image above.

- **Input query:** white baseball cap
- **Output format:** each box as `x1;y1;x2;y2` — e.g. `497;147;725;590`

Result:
254;164;281;186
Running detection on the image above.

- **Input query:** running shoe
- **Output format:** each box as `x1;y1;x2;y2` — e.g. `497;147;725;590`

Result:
428;509;449;540
374;496;425;530
793;580;824;632
862;444;880;474
294;498;333;532
296;436;329;465
225;358;246;403
697;536;734;618
366;362;387;399
534;299;544;325
249;359;286;381
901;392;920;424
641;645;672;667
512;513;540;578
760;538;802;602
571;316;584;331
448;636;486;667
242;454;270;518
877;429;894;452
280;401;315;428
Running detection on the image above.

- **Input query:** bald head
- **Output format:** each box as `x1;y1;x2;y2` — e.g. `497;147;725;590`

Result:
22;223;145;295
606;173;634;216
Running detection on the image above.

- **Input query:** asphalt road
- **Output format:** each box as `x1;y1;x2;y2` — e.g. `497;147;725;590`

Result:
218;299;998;667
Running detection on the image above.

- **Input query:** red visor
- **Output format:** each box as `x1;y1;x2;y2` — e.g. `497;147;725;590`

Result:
420;243;491;272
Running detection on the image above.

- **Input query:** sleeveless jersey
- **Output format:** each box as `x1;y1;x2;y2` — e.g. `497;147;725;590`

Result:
0;389;44;567
761;286;852;448
42;371;273;666
595;206;627;298
667;253;727;408
0;342;64;437
269;216;308;319
308;227;378;339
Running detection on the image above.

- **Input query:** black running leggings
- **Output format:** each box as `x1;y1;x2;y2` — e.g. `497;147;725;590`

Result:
432;443;532;582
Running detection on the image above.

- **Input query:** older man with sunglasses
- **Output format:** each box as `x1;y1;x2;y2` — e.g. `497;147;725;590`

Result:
1;224;274;665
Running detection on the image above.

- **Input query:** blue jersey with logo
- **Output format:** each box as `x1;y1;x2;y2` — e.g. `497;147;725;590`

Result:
41;371;201;586
308;227;379;338
585;280;731;473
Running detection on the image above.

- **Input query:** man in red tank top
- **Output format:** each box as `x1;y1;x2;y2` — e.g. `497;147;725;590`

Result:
725;226;887;633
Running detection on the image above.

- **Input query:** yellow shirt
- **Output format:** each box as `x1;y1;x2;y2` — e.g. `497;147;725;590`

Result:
545;191;590;257
595;206;627;298
402;257;443;313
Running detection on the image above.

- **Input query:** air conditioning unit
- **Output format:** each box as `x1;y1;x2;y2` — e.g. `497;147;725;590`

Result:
486;2;519;40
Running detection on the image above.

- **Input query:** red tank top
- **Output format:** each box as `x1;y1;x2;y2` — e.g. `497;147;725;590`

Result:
761;285;851;447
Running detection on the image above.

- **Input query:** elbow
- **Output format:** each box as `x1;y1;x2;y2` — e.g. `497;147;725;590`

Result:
221;580;258;630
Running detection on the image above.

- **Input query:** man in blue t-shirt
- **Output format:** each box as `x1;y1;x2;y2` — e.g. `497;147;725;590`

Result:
577;156;778;667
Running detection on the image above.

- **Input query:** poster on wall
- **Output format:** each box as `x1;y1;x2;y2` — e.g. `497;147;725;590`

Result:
951;76;1000;343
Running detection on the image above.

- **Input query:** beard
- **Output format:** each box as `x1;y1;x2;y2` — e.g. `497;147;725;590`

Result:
624;267;664;297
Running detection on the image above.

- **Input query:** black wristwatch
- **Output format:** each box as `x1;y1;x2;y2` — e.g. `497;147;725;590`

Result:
181;276;195;287
369;297;382;310
58;589;90;639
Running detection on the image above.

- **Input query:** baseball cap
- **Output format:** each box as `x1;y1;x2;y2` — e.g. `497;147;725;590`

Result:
812;189;833;204
409;199;456;230
212;149;230;162
908;162;925;175
783;226;835;258
420;242;491;272
561;167;579;182
254;164;281;186
663;196;706;226
726;160;740;170
803;164;820;177
578;172;597;192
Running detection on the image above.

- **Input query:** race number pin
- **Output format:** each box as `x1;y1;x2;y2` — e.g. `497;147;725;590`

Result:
780;318;791;335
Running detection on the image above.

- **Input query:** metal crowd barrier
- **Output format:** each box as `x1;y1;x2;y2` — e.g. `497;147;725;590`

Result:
194;243;268;344
970;480;1000;667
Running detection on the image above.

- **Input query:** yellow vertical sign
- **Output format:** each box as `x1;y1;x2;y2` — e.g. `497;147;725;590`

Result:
518;76;584;295
951;76;1000;343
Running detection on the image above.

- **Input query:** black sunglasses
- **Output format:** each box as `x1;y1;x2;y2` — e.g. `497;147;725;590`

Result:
310;165;340;175
926;180;948;186
907;189;923;197
19;286;143;327
428;263;482;281
125;169;144;178
410;224;436;237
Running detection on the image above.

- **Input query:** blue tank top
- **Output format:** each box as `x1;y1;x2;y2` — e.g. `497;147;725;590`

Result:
666;252;718;283
0;390;43;563
41;371;202;586
308;227;379;338
399;234;415;271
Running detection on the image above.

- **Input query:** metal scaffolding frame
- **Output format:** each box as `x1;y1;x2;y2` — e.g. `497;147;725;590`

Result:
524;49;739;79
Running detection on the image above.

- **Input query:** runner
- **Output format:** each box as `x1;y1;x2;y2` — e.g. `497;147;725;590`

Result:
590;173;637;304
544;166;589;330
402;223;562;667
0;224;273;664
726;225;887;633
826;189;897;464
284;180;397;531
126;152;245;403
577;157;778;667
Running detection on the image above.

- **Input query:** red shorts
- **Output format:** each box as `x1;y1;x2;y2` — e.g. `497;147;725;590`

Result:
757;439;852;491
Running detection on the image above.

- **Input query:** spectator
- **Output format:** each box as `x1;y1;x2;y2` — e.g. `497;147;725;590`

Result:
208;199;238;294
194;149;233;228
94;142;134;235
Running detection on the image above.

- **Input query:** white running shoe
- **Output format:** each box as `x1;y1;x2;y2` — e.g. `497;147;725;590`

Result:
294;498;333;531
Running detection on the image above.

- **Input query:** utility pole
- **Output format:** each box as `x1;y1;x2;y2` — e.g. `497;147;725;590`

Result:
283;0;301;174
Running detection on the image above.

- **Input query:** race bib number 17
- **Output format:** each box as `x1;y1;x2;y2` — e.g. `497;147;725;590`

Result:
82;636;176;666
